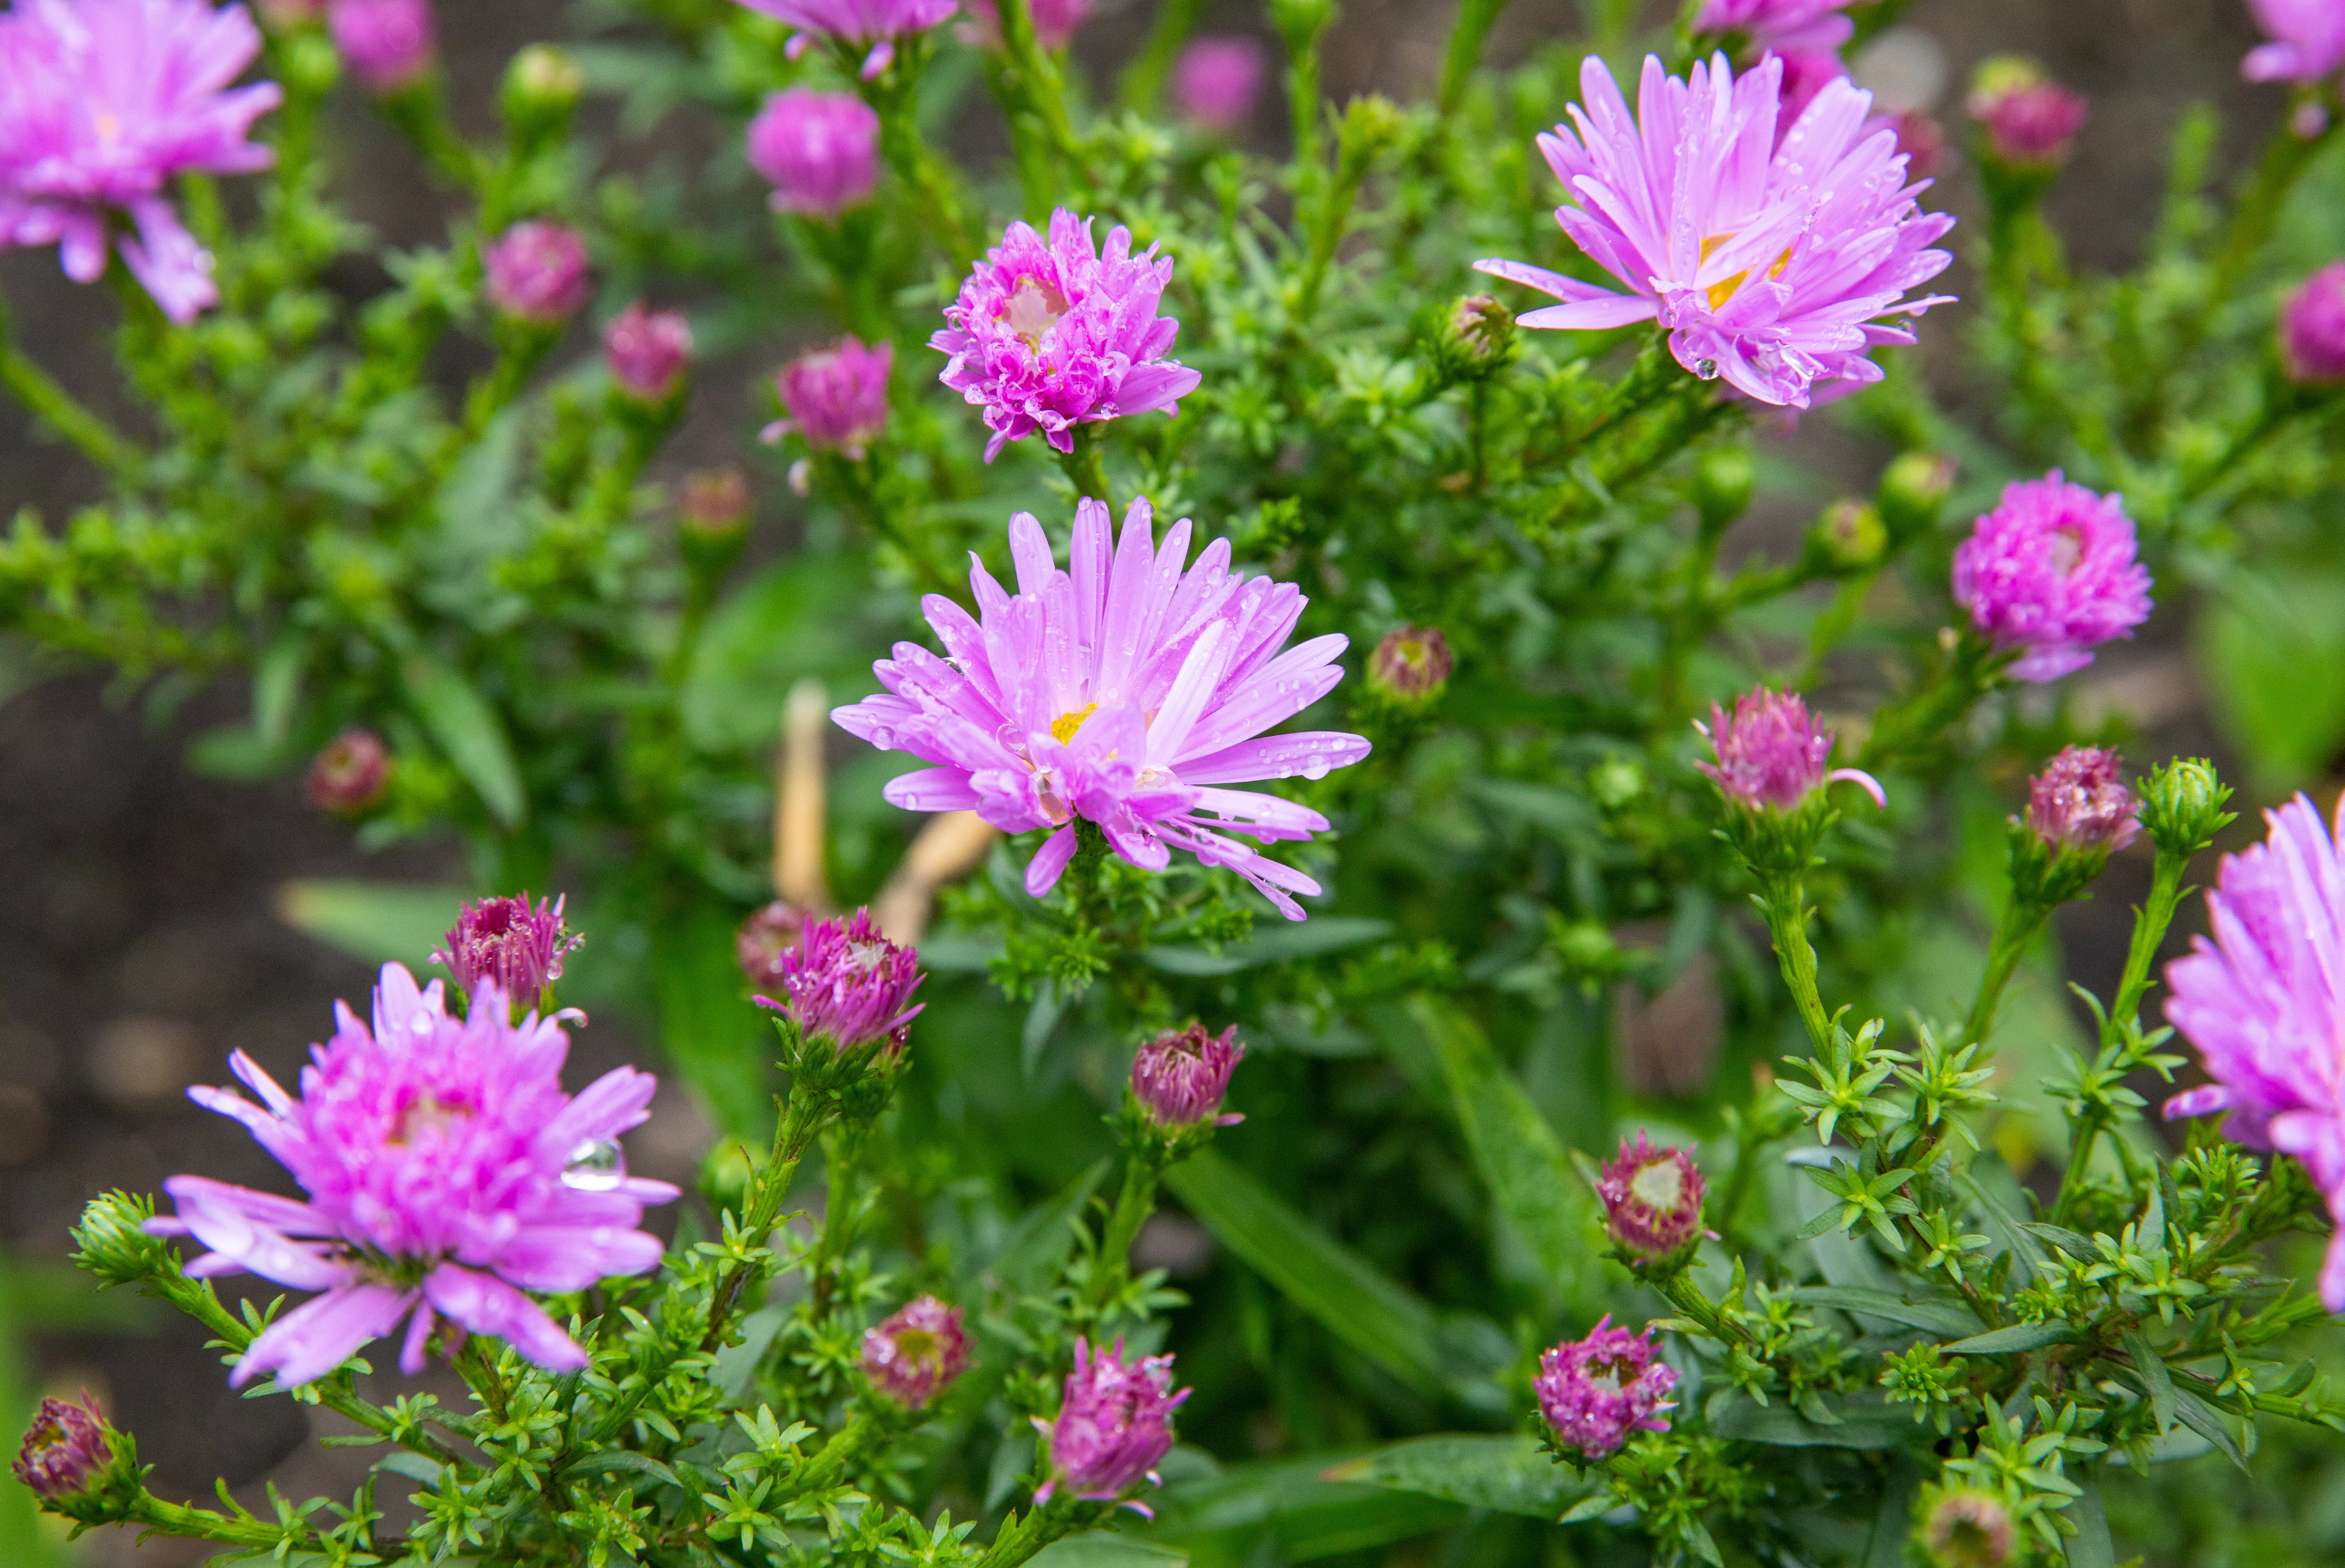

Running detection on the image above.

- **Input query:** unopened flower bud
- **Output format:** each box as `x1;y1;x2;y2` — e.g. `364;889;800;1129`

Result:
1597;1132;1706;1262
2280;263;2345;385
2026;746;2139;854
861;1296;971;1409
1808;498;1885;572
306;729;389;813
603;302;693;401
757;909;924;1054
1442;293;1517;376
1271;0;1336;48
1130;1023;1245;1128
484;221;590;324
14;1394;112;1502
1889;109;1946;180
1366;625;1453;705
1692;445;1756;533
768;338;893;456
1920;1487;2015;1568
2137;757;2234;860
1534;1317;1676;1459
1697;686;1884;813
1173;35;1266;131
735;900;808;993
1968;58;2086;168
433;894;582;1007
1876;450;1956;540
1033;1339;1187;1506
503;43;582;136
680;467;752;542
258;0;324;28
327;0;434;93
746;89;881;218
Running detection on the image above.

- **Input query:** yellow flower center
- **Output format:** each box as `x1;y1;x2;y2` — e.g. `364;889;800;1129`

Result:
1700;233;1793;312
1050;703;1100;744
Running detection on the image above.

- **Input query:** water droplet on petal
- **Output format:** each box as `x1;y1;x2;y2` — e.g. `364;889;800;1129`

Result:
1302;759;1330;780
562;1138;627;1191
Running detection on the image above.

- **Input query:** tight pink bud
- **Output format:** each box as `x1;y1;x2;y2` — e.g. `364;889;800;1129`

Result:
328;0;435;92
484;222;590;323
1922;1488;2015;1568
1596;1132;1706;1260
603;303;693;400
1695;686;1884;811
753;909;924;1052
1130;1024;1244;1127
14;1394;111;1500
1367;625;1453;703
1032;1338;1186;1509
433;894;582;1003
306;729;389;813
768;338;893;455
680;468;752;537
746;89;881;217
736;900;809;992
1534;1316;1677;1458
1968;60;2086;166
2282;262;2345;384
2026;746;2140;854
861;1296;971;1408
1172;36;1266;129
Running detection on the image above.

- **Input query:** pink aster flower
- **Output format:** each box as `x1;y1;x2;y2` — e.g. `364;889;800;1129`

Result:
2026;746;2139;854
965;0;1090;51
754;908;924;1052
730;0;956;80
433;894;582;1007
1173;35;1266;129
2282;262;2345;383
746;88;880;217
1535;1316;1678;1458
147;962;676;1388
2162;794;2345;1307
1692;0;1857;53
1951;472;2152;683
0;0;283;325
860;1295;971;1409
603;303;693;401
831;498;1373;920
1474;53;1955;409
485;221;590;323
767;337;893;454
932;208;1203;461
2243;0;2345;85
1597;1132;1707;1261
1130;1023;1245;1127
13;1394;111;1500
327;0;433;92
1695;685;1884;811
1031;1338;1188;1514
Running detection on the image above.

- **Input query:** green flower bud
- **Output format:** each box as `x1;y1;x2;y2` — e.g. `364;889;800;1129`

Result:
1590;755;1645;809
1692;446;1756;534
2137;756;2234;860
70;1191;178;1292
1876;450;1956;541
1806;499;1886;573
503;44;584;144
1438;293;1517;379
1272;0;1337;48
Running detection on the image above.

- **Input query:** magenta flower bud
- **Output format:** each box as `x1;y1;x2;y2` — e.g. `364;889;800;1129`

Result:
603;303;693;401
484;221;590;324
1967;60;2087;166
2281;262;2345;384
860;1295;971;1409
14;1394;111;1500
1367;625;1454;703
1691;0;1857;53
745;88;881;218
1172;35;1266;129
2026;746;2140;854
965;0;1091;50
1130;1024;1245;1128
1886;108;1946;180
1032;1338;1188;1511
306;729;389;813
1695;686;1885;812
769;337;893;455
1596;1132;1706;1260
1534;1316;1677;1459
432;894;583;1003
729;0;957;81
327;0;436;92
933;209;1202;461
680;467;752;537
1922;1488;2015;1568
1951;471;2152;683
2242;0;2345;86
0;0;284;326
757;908;924;1053
736;900;809;992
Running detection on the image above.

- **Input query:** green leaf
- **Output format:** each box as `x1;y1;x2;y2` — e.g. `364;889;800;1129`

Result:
1790;1286;1979;1340
1027;1533;1188;1568
681;552;896;753
1706;1391;1932;1449
1410;997;1600;1308
1146;1454;1461;1568
1939;1322;2079;1355
376;1451;445;1487
276;879;464;969
1322;1434;1590;1517
563;1450;684;1490
1165;1151;1446;1397
1144;917;1391;977
2169;1382;2249;1472
2120;1329;2175;1436
2199;566;2345;791
990;1158;1110;1293
403;653;525;828
650;897;772;1138
713;1305;789;1405
253;633;304;746
1862;1455;1924;1568
2066;1474;2116;1568
1956;1168;2046;1283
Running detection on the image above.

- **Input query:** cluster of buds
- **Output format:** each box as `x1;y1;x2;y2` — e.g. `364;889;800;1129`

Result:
1595;1132;1707;1272
1696;686;1884;877
2006;745;2141;909
860;1295;971;1410
432;894;583;1012
1534;1317;1677;1460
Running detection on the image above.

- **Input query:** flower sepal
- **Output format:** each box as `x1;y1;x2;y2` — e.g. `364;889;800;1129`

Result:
2003;813;2112;914
768;1004;911;1127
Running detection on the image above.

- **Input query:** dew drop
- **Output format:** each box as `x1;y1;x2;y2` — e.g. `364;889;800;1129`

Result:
562;1138;627;1191
1302;759;1330;780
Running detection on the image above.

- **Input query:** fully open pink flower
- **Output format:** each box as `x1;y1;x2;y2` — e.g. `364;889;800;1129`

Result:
2164;795;2345;1307
148;963;675;1388
729;0;956;80
2243;0;2345;85
0;0;282;324
932;209;1202;461
1951;472;2151;683
1692;0;1857;53
1475;53;1955;408
832;498;1372;920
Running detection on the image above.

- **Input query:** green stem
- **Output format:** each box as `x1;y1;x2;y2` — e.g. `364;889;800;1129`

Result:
2107;851;2189;1042
1118;0;1205;113
128;1496;302;1551
702;1091;835;1352
1056;429;1115;508
1962;898;2051;1048
1437;0;1513;116
809;1122;866;1316
991;0;1083;193
1655;1269;1753;1347
2215;111;2338;297
980;1499;1079;1568
874;90;979;269
1857;636;2000;773
1080;1151;1166;1327
1759;872;1835;1057
0;293;139;474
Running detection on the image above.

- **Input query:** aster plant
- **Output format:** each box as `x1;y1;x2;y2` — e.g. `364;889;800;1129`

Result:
7;0;2345;1564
